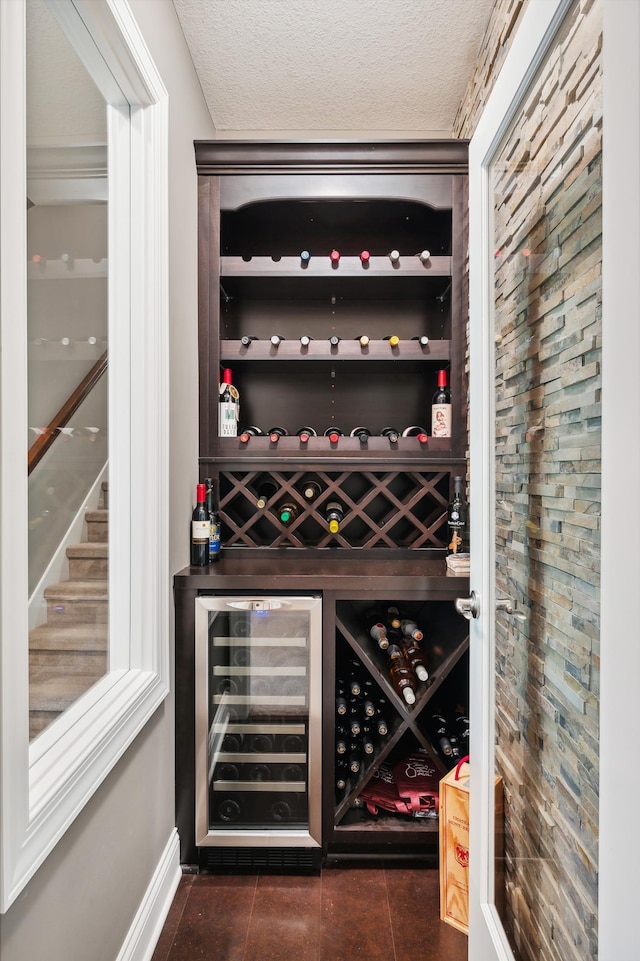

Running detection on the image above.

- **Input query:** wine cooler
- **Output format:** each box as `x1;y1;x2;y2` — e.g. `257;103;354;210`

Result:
194;595;322;854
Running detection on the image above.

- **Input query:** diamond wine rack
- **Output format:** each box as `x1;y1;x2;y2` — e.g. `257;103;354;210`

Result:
218;469;451;550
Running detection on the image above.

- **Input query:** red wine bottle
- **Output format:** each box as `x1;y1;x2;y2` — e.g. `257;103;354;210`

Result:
325;501;344;534
190;483;209;566
218;368;239;437
431;369;452;437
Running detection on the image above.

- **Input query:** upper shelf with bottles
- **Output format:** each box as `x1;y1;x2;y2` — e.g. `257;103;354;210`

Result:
196;141;469;461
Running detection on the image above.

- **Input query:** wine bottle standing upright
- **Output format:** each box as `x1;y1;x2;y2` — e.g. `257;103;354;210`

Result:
431;369;452;437
218;368;239;437
204;477;221;562
190;483;209;566
447;476;467;555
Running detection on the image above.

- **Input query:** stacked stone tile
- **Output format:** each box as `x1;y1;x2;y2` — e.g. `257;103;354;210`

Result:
456;2;601;960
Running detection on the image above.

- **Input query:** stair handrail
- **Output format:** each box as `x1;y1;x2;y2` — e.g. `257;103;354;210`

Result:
27;350;108;475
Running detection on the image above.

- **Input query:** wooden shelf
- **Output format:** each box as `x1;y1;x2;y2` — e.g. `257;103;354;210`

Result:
221;254;452;278
220;338;451;362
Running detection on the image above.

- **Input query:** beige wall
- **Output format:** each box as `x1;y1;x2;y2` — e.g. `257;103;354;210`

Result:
0;3;214;959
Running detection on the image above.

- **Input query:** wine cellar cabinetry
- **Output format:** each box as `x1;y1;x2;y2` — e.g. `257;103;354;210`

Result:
175;143;471;865
195;141;469;553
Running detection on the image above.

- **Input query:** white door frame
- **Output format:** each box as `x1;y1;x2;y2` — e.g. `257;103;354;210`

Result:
467;0;639;957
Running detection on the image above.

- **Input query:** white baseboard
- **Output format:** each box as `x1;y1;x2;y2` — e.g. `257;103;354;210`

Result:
116;829;181;961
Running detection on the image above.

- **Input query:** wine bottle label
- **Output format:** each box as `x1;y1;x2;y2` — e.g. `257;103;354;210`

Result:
209;522;221;557
431;403;452;437
219;402;238;436
192;520;209;541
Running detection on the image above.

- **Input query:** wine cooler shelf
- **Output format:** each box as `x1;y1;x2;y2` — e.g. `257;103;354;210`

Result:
217;469;453;550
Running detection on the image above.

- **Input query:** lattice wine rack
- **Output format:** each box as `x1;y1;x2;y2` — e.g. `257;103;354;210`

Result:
218;469;451;550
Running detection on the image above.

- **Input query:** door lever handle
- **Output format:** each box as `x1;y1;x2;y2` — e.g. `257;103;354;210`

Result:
455;590;480;620
496;597;527;621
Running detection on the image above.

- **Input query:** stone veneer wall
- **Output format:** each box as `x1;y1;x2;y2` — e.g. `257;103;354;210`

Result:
455;2;601;960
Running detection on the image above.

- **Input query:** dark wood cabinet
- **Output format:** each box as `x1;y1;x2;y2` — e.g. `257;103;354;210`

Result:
175;559;468;864
195;140;468;553
174;141;471;865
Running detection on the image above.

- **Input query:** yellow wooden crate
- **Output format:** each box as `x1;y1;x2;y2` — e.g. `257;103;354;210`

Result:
439;761;503;934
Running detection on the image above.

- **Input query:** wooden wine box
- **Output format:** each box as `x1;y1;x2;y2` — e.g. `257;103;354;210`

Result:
439;761;504;934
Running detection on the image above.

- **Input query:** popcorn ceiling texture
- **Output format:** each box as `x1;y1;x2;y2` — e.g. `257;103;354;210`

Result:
457;1;602;958
173;0;494;135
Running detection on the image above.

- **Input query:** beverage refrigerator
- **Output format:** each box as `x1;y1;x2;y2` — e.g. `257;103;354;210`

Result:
194;594;322;856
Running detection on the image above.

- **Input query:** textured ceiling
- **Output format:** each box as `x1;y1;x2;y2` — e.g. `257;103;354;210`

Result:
172;0;495;137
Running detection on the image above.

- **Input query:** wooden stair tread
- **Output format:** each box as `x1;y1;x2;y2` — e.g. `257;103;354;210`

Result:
66;542;108;558
29;623;108;651
44;579;108;600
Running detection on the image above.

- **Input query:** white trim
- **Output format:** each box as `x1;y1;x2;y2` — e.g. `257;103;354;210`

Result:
0;0;169;912
599;3;640;959
468;1;573;959
115;830;181;961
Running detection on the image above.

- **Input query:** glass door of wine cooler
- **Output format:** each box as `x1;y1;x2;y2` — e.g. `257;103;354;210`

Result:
195;595;322;847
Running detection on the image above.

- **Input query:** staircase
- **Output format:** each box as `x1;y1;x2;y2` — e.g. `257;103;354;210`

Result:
29;483;109;740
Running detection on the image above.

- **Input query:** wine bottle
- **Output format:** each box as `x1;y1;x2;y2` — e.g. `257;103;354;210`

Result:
350;426;371;445
214;797;242;823
330;249;340;266
386;644;416;705
205;477;221;563
190;483;209;566
454;709;470;754
300;475;323;502
296;426;317;443
362;698;376;718
401;638;429;683
419;249;431;263
268;426;288;443
347;659;363;696
299;334;313;347
361;726;375;755
281;763;304;781
270;334;286;347
384;334;400;347
255;476;278;509
328;334;341;348
348;749;361;774
277;501;299;526
375;712;389;737
248;763;272;781
248;732;273;752
402;426;429;443
240;335;257;347
325;500;344;534
336;757;349;792
282;733;304;753
270;796;296;822
222;732;242;752
388;249;400;265
431;369;452;437
348;715;361;738
324;428;343;444
218;368;239;437
300;249;311;266
386;606;402;631
400;618;424;642
336;728;348;755
412;334;430;347
360;250;370;266
363;607;390;651
239;425;263;444
447;476;467;555
430;711;453;758
381;426;400;443
336;694;348;716
356;334;370;348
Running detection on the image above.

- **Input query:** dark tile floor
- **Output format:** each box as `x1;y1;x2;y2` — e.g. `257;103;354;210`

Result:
151;860;467;961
